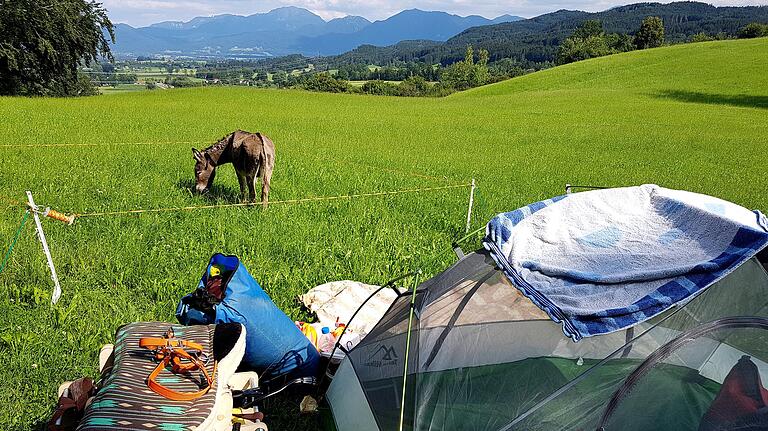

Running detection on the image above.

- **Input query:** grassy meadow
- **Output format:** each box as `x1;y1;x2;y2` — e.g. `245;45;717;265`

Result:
1;37;767;430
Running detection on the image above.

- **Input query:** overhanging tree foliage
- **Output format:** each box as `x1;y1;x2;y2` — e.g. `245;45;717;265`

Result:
0;0;114;96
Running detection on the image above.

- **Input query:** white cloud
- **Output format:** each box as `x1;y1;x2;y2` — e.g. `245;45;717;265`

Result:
100;0;768;27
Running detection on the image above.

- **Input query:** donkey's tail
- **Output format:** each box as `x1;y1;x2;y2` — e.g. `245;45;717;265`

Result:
256;132;273;208
256;132;266;181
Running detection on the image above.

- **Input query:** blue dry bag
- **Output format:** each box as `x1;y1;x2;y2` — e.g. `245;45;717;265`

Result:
176;254;319;381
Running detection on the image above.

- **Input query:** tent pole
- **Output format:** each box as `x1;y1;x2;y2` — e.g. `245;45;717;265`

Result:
315;270;419;400
398;270;422;431
26;191;62;304
465;178;476;234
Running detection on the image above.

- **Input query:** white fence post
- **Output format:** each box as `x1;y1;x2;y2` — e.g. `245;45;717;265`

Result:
465;179;476;234
26;191;62;304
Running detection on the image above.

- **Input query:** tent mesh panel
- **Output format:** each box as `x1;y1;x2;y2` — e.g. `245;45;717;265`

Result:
330;252;768;431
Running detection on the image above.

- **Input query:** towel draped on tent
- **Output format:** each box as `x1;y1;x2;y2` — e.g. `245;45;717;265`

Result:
483;184;768;341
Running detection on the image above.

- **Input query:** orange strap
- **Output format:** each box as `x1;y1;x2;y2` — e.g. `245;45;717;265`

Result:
139;334;217;401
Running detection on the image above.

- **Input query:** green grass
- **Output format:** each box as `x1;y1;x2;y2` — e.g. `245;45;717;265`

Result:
1;38;767;430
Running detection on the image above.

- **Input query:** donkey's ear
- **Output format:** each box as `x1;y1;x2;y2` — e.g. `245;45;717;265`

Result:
192;148;203;161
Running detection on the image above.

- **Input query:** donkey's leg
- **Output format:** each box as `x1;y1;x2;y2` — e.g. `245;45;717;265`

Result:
236;171;248;203
247;175;257;203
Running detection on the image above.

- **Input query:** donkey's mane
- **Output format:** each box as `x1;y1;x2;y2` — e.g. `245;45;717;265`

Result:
203;133;233;154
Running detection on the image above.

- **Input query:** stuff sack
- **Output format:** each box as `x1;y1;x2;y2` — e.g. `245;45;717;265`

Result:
177;253;319;381
699;355;768;431
47;377;96;431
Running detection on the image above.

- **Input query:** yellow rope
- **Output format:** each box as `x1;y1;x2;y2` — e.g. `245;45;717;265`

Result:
74;183;471;218
0;193;21;207
0;140;448;181
0;141;206;148
324;158;449;182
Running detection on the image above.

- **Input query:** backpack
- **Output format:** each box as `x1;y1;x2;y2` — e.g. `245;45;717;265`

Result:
177;253;319;382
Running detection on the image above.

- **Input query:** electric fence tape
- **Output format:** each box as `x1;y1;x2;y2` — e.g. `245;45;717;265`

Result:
74;183;472;218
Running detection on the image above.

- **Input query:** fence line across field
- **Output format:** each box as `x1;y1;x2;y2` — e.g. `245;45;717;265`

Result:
74;182;473;218
0;139;455;182
0;193;21;207
309;155;449;182
0;140;207;148
2;182;476;305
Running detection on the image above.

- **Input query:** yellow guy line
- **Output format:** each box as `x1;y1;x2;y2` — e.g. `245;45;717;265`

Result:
0;140;447;182
330;158;448;182
0;141;206;148
0;191;22;207
75;183;471;218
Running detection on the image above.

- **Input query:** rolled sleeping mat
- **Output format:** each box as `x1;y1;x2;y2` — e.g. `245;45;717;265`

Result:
77;322;246;431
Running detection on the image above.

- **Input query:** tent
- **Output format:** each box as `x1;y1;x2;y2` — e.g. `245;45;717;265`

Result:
325;185;768;431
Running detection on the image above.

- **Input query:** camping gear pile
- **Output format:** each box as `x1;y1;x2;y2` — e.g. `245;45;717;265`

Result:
50;254;322;431
298;280;399;360
176;254;320;382
325;184;768;431
301;280;400;338
49;183;768;431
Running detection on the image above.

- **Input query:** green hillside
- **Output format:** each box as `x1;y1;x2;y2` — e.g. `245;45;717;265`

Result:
0;38;766;430
467;38;768;94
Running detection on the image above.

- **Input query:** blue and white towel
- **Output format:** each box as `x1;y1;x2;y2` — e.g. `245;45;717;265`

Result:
483;184;768;341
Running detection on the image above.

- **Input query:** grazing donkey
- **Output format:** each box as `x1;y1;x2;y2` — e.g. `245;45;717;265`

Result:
193;130;275;207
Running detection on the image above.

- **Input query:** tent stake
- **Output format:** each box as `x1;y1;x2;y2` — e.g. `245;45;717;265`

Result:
26;191;62;304
465;178;476;234
398;270;422;431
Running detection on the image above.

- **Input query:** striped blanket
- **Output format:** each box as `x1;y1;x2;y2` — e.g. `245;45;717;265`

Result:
78;322;245;431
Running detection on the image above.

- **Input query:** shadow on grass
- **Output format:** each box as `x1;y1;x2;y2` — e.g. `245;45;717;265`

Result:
176;179;242;204
655;90;768;110
32;418;46;431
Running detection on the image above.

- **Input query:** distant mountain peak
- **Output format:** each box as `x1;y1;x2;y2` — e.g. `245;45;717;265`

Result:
266;6;323;17
329;15;370;23
112;6;518;57
326;15;371;34
271;5;308;11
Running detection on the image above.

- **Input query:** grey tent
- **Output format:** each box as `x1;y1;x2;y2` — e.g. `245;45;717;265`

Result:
325;185;768;431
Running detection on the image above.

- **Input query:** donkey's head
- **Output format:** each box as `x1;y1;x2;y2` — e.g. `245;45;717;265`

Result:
192;148;216;193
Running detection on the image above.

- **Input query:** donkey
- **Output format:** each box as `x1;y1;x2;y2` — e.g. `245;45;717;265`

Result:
193;130;275;208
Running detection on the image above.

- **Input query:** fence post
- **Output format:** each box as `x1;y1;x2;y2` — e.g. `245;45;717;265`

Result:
465;179;476;234
26;191;62;304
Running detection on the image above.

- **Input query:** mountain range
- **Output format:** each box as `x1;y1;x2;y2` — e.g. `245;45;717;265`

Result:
110;7;523;58
302;2;768;68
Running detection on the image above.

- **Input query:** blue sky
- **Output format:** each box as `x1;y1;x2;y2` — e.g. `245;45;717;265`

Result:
102;0;767;27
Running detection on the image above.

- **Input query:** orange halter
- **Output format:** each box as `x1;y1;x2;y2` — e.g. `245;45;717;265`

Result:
139;328;217;401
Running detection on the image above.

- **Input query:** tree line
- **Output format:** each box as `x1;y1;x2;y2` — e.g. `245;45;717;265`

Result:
249;46;500;97
557;17;663;65
317;3;768;69
557;17;768;65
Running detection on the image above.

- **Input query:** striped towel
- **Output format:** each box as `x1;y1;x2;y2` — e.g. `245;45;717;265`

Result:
483;184;768;341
